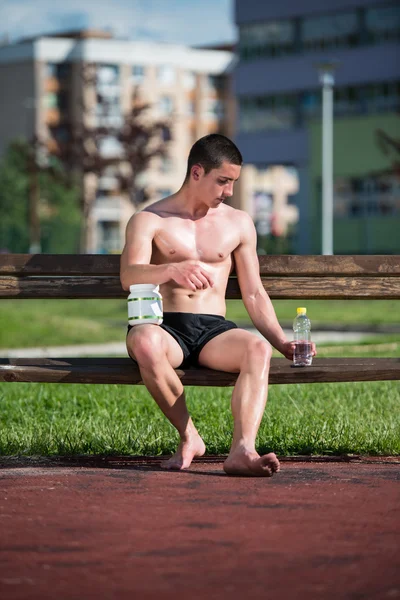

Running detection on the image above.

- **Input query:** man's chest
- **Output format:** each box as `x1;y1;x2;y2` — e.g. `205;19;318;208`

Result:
153;218;240;263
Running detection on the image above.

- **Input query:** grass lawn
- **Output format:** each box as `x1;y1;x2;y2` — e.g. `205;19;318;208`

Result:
0;298;399;348
0;380;399;457
1;298;398;458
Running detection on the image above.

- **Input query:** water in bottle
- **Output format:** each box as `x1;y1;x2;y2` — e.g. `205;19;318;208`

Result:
293;307;312;367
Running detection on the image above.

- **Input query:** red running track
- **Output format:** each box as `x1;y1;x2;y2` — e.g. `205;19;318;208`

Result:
0;457;399;600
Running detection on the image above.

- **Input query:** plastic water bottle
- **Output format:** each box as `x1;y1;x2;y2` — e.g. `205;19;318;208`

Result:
293;307;312;367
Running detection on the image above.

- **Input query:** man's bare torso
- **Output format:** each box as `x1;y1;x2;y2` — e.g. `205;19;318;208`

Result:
143;198;242;315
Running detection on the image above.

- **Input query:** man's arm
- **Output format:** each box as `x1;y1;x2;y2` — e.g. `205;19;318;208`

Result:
233;212;292;358
120;212;174;291
120;211;214;292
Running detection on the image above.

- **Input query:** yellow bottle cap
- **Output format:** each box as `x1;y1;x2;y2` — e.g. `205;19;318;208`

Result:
297;307;307;315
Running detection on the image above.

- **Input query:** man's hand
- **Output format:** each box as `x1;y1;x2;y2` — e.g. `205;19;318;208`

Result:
170;260;214;291
278;341;317;361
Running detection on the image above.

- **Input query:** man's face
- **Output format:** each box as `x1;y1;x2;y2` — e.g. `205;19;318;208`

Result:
192;161;241;207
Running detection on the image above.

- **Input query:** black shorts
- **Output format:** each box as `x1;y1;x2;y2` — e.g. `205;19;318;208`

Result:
127;312;238;368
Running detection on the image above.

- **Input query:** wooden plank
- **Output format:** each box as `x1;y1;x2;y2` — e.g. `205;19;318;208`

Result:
258;255;400;277
0;357;399;385
1;276;400;299
1;254;399;277
0;254;119;276
0;276;124;299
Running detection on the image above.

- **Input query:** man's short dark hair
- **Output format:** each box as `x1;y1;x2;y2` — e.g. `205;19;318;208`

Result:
185;134;242;180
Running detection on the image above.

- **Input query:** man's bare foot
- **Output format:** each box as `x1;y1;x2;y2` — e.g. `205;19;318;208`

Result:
161;434;206;470
223;448;280;477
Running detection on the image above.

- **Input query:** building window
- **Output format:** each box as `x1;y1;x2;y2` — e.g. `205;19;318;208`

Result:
95;93;122;126
239;20;295;60
239;95;296;132
50;126;70;144
95;95;121;116
302;10;359;52
45;63;57;78
44;92;58;109
238;4;400;62
240;81;399;132
183;71;196;90
97;221;121;254
301;91;321;119
334;173;400;218
365;3;400;43
334;86;359;117
46;63;70;80
157;65;176;85
97;64;120;107
132;64;145;83
187;100;195;116
206;98;224;120
43;91;68;112
160;156;173;173
97;167;119;196
56;63;70;80
159;96;173;115
206;75;225;91
362;81;400;113
97;65;119;86
99;136;123;158
161;125;172;142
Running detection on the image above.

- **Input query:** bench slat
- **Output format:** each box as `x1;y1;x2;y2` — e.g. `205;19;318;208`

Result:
1;276;400;299
1;357;399;385
1;254;399;277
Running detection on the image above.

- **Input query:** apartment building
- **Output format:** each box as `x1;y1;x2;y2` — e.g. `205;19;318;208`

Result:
0;30;236;253
234;0;400;254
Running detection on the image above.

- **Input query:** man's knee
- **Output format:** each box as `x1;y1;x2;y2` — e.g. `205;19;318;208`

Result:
128;327;167;366
243;338;272;371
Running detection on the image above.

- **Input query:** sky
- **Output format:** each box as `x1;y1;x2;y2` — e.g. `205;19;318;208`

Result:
0;0;237;47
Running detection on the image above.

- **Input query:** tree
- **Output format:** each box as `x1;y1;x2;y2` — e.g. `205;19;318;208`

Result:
116;91;172;206
0;139;81;253
0;141;30;252
375;128;400;176
57;64;172;252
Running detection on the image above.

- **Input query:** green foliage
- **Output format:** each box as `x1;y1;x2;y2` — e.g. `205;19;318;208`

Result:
256;228;295;255
38;170;81;253
0;139;81;253
0;141;30;252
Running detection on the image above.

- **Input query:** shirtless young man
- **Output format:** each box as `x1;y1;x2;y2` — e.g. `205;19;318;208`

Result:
120;134;316;477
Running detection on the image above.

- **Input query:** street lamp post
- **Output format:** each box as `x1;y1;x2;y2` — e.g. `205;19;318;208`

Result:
316;61;339;256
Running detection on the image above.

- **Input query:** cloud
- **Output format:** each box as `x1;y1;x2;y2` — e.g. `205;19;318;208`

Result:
0;0;237;45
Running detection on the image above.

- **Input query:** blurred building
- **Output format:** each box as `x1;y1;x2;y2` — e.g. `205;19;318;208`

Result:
0;30;236;253
235;0;400;254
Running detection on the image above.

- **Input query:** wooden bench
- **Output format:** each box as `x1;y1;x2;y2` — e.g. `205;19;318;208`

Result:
0;254;399;386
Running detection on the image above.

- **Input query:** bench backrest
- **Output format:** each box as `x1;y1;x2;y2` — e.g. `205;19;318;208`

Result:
0;254;399;300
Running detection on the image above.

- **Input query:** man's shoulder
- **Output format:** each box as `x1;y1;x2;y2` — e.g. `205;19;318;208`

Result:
224;205;254;227
126;207;163;234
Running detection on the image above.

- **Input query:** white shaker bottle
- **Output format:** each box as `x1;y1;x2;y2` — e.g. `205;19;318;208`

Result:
128;284;163;326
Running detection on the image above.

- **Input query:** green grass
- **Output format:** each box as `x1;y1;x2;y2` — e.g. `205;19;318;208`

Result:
0;299;127;348
227;299;400;327
0;298;399;348
0;298;398;458
0;380;399;457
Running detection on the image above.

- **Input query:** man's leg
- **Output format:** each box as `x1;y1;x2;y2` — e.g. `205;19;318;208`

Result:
127;325;205;469
197;329;280;477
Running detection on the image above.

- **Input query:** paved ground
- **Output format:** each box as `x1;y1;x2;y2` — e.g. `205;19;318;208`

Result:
0;457;399;600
